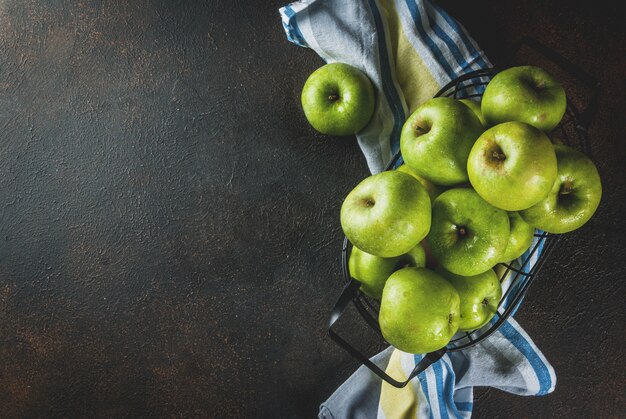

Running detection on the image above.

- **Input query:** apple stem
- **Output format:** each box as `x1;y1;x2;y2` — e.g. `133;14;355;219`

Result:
560;180;574;195
458;227;467;236
415;125;429;135
328;94;339;102
492;150;506;161
362;198;375;208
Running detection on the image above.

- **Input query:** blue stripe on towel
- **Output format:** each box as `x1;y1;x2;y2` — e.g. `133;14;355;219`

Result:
426;0;489;95
283;6;308;48
420;1;479;76
427;16;474;74
442;358;464;418
499;321;552;395
537;230;546;256
454;402;473;412
503;269;525;313
432;362;450;419
405;0;456;80
415;354;434;419
367;0;407;154
426;0;489;70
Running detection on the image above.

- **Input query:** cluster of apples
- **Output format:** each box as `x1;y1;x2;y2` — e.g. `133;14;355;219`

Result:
334;66;602;354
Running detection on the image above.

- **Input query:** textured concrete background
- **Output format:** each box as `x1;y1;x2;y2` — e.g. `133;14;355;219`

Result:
0;0;624;417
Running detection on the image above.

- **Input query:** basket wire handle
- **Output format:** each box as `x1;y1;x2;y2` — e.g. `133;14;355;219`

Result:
328;277;448;388
507;37;600;130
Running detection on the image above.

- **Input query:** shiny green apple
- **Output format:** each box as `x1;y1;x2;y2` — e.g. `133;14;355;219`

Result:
467;121;558;211
438;268;502;331
520;144;602;233
379;267;460;354
429;188;509;276
400;97;484;186
481;66;566;132
301;63;375;136
460;98;488;127
397;164;443;202
348;243;426;299
499;212;535;263
340;171;431;257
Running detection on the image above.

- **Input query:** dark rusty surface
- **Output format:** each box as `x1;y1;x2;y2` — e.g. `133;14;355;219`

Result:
0;0;624;417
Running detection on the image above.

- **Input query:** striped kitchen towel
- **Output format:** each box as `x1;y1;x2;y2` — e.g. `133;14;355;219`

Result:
279;0;556;418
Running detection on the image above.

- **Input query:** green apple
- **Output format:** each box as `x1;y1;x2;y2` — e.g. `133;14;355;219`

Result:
340;171;431;257
400;97;484;186
301;63;375;136
379;267;460;353
467;121;558;211
429;188;509;276
520;144;602;233
460;98;488;127
348;243;426;299
499;212;535;262
481;66;566;132
397;164;443;202
437;268;502;331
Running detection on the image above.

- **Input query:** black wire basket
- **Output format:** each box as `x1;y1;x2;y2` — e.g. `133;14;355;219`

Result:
328;38;600;388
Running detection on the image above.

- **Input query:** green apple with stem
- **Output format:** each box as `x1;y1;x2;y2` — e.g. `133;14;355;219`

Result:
438;268;502;331
301;63;375;136
400;97;484;186
499;212;535;262
481;66;566;132
340;171;431;257
348;243;426;299
520;144;602;233
460;98;488;127
397;164;443;202
467;121;557;211
379;267;460;354
429;188;509;276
